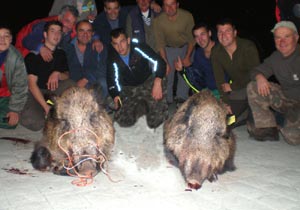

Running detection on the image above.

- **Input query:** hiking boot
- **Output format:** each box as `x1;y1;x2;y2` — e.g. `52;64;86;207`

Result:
247;121;279;141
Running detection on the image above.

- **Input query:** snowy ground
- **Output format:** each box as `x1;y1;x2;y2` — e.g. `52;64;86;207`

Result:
0;116;300;210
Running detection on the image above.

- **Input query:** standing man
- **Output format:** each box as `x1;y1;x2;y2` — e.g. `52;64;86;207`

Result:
93;0;131;47
211;18;260;128
247;21;300;145
126;0;161;51
0;25;28;129
174;22;220;99
106;28;167;128
65;20;108;98
153;0;195;105
20;21;75;131
49;0;98;22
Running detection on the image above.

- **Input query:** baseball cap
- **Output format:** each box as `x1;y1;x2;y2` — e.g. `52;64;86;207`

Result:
271;21;298;33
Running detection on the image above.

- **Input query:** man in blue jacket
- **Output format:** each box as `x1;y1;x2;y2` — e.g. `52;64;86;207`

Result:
65;20;108;99
174;22;220;99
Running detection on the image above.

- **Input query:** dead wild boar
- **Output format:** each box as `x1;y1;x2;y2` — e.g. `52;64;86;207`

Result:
163;90;236;190
30;86;115;178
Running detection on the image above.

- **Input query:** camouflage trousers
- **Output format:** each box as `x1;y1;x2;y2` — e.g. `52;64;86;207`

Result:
247;81;300;144
109;76;169;128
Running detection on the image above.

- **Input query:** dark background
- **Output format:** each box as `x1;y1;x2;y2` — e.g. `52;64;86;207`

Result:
1;0;277;60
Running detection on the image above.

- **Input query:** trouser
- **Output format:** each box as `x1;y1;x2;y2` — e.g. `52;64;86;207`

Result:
109;76;168;128
0;97;17;129
87;77;108;101
165;45;190;103
97;77;108;100
20;79;75;131
227;88;249;128
247;81;300;144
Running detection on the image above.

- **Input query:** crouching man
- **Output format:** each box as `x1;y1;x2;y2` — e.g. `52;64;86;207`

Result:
247;21;300;145
20;21;75;131
106;28;168;128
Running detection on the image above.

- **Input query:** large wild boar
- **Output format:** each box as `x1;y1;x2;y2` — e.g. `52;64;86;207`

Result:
163;90;236;190
30;86;115;179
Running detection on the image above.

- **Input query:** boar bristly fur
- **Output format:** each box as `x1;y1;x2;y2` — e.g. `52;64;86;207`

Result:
30;86;115;177
163;90;236;190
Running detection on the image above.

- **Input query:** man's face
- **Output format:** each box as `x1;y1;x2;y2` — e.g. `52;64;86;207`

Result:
77;22;93;45
104;2;120;21
60;11;77;33
163;0;178;17
193;27;211;49
0;28;12;52
137;0;151;12
274;27;299;57
44;24;63;47
111;34;130;56
217;24;237;48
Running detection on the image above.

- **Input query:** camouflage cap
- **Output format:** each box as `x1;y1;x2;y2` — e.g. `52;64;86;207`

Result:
271;21;298;33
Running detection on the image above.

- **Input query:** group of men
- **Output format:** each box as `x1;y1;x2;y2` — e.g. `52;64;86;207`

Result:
0;0;299;145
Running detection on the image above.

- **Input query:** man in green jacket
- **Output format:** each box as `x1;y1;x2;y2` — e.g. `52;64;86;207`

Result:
0;25;28;129
211;18;260;128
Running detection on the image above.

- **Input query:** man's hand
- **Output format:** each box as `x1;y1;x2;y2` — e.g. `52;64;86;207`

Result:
6;112;19;126
44;104;51;116
113;96;122;110
152;77;163;100
77;78;88;88
40;46;53;62
87;14;96;22
165;63;171;75
182;56;192;67
174;56;183;71
256;74;270;97
47;71;61;91
150;1;162;13
92;39;104;53
225;104;233;115
221;83;232;93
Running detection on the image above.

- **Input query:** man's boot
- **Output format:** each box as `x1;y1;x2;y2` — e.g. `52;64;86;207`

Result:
280;106;300;145
247;121;279;141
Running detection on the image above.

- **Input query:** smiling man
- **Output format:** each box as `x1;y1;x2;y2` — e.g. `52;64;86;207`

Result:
0;25;27;129
20;21;75;131
65;20;108;99
247;21;300;145
211;18;260;128
174;22;220;99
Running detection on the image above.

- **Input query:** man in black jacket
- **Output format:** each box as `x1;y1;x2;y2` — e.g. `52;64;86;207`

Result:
106;27;167;128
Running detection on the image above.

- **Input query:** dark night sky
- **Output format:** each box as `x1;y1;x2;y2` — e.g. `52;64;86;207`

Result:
1;0;277;59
